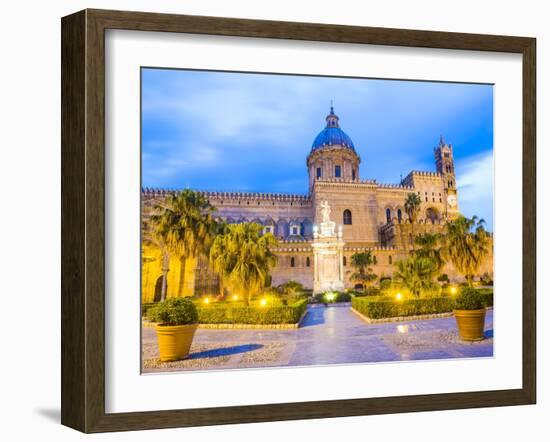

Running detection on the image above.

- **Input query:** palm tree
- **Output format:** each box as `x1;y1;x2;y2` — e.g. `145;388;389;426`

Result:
404;192;422;250
350;251;377;293
209;223;278;305
208;221;232;298
148;190;217;301
414;232;445;272
393;255;439;297
442;215;490;286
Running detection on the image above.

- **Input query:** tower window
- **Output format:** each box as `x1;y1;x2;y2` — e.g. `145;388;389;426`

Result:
386;208;391;223
316;167;322;179
290;257;295;267
292;226;299;235
444;153;450;158
343;209;352;225
343;256;347;266
397;209;402;224
388;255;393;265
335;165;341;178
306;257;310;267
352;169;356;180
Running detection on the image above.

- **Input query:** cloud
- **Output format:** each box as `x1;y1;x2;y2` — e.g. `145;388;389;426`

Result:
141;68;494;217
455;150;494;230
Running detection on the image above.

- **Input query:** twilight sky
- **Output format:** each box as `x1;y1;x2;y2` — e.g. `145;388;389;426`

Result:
141;68;494;230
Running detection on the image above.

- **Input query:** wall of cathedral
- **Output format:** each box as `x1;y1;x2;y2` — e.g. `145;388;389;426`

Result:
312;180;380;246
141;243;198;303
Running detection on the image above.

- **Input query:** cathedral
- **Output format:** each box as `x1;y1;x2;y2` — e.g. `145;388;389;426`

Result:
141;106;491;302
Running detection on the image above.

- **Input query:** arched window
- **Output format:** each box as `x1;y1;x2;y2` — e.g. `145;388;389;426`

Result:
386;208;391;223
335;165;341;178
343;256;347;266
316;167;322;179
306;257;310;267
343;209;352;225
388;255;392;265
290;257;295;268
352;169;356;180
397;209;402;224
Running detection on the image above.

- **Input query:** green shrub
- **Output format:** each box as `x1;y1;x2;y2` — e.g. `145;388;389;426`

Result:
480;272;494;286
366;286;381;296
277;280;305;294
335;291;352;302
454;287;489;310
141;302;157;317
147;297;199;325
197;298;307;324
437;273;450;283
379;278;392;290
352;296;455;319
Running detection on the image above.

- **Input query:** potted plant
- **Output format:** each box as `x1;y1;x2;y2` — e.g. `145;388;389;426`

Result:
453;288;487;341
147;297;199;361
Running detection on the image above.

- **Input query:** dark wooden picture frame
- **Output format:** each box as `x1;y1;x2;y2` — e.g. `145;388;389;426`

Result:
61;9;536;433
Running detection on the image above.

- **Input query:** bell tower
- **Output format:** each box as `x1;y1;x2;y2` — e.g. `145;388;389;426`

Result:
434;135;459;218
434;135;455;188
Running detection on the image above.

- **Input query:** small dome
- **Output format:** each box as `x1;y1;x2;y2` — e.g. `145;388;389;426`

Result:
311;106;356;151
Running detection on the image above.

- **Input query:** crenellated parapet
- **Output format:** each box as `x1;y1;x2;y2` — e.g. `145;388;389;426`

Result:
142;187;312;203
400;170;443;187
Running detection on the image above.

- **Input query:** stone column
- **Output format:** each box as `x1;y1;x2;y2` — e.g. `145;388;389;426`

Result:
314;251;318;282
339;249;344;281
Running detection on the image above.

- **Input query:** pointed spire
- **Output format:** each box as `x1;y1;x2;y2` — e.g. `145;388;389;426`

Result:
326;101;339;127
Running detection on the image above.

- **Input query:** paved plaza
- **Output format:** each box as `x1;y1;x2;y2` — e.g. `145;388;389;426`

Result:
142;304;493;373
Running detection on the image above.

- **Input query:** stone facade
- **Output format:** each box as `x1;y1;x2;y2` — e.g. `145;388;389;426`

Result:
141;108;493;301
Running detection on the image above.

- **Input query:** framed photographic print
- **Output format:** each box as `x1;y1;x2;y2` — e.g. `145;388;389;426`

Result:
61;9;536;433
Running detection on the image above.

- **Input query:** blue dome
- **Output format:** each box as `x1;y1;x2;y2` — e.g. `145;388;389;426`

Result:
312;127;355;150
311;106;356;151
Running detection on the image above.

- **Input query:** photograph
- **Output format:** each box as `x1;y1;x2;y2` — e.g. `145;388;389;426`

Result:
140;68;495;373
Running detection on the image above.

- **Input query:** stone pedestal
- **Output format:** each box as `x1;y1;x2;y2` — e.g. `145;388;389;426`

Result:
312;201;345;294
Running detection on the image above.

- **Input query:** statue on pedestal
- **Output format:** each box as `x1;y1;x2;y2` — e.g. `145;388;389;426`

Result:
311;201;345;293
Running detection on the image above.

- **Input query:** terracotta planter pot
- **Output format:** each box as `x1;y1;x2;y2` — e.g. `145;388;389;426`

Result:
155;324;198;361
453;308;486;341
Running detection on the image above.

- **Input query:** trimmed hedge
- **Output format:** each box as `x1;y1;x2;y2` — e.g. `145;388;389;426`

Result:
197;298;308;325
352;296;454;319
352;289;493;319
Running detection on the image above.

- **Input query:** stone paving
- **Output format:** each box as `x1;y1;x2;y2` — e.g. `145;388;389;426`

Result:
142;303;493;373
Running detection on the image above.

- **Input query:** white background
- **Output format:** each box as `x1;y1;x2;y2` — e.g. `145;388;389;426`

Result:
0;0;547;440
106;30;523;413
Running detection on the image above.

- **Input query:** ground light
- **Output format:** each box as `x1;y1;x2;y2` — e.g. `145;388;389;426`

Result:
260;298;267;307
450;286;457;295
325;292;336;302
395;293;403;301
203;297;210;305
232;295;239;301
